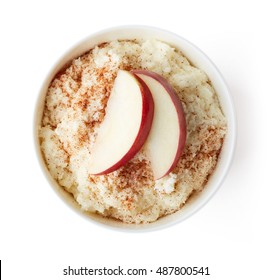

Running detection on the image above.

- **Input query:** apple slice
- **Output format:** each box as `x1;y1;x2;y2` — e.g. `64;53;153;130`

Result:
132;70;186;180
89;70;154;175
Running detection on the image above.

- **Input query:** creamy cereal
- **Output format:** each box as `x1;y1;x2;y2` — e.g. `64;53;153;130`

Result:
39;39;227;224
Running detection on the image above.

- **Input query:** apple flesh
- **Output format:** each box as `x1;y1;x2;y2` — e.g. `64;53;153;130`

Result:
89;70;154;175
132;70;186;180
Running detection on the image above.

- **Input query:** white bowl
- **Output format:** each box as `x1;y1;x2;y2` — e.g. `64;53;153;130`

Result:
34;26;236;232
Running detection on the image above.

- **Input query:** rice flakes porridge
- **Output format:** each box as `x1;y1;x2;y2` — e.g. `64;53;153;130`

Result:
39;39;227;224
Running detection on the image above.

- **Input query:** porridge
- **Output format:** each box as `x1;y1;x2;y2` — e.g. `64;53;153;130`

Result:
39;39;227;224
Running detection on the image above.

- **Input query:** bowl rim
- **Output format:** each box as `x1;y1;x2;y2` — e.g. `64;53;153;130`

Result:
33;25;237;232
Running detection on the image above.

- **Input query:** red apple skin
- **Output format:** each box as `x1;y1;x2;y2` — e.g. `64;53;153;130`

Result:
92;73;154;175
132;70;187;178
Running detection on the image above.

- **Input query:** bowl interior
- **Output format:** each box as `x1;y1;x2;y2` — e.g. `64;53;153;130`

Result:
34;26;236;231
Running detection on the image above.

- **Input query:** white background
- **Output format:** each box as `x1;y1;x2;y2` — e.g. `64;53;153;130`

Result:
0;0;270;279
